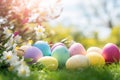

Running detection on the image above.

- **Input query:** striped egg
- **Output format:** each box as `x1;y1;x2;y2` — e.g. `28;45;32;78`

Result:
66;55;89;70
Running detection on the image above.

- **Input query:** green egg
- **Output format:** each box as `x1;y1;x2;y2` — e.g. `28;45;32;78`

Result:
52;46;70;68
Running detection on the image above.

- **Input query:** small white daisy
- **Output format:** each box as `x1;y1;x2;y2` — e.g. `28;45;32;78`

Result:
3;27;13;38
17;64;30;77
2;51;13;63
34;25;45;39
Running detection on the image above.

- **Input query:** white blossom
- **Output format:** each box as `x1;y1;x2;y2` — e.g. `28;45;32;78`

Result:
14;35;22;43
2;27;30;77
34;25;45;40
17;64;30;77
0;17;7;24
2;51;13;63
4;35;14;50
3;27;13;38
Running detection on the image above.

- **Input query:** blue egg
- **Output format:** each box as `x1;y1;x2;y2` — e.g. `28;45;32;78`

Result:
33;41;51;56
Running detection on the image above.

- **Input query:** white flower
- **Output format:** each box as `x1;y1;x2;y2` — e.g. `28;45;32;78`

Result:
34;25;45;39
0;17;7;24
2;51;13;63
2;26;30;77
17;64;30;77
3;27;13;38
2;51;30;77
4;35;14;50
2;50;19;64
9;54;19;66
2;51;19;63
14;35;21;43
34;25;45;33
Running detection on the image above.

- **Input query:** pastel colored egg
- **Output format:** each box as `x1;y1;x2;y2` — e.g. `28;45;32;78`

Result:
52;46;70;67
87;47;102;54
102;43;120;63
69;43;86;56
66;55;89;70
24;46;43;63
37;56;58;70
86;52;105;66
17;45;32;56
51;42;65;52
33;41;51;56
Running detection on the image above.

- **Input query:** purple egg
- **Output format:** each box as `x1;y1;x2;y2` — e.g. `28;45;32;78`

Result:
102;43;120;63
51;42;65;52
24;46;43;63
69;43;87;56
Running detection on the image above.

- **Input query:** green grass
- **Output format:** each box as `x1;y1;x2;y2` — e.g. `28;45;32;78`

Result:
1;63;120;80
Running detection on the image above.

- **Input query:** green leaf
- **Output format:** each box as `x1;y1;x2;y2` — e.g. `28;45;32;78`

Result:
24;58;33;62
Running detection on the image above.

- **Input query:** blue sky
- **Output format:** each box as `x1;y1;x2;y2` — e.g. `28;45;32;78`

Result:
49;0;120;39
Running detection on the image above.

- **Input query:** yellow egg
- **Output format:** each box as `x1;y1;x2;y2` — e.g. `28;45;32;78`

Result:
86;52;105;67
37;56;58;70
66;55;89;70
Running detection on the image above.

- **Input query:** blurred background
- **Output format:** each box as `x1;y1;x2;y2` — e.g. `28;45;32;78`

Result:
0;0;120;48
46;0;120;48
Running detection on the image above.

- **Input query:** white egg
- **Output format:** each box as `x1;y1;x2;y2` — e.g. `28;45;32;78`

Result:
66;55;89;70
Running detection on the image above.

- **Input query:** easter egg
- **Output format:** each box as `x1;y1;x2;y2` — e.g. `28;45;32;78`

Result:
37;56;58;70
52;46;70;67
24;46;43;63
66;55;89;70
102;43;120;63
17;45;32;56
86;52;105;66
69;43;86;56
33;41;51;56
87;47;102;54
51;42;65;52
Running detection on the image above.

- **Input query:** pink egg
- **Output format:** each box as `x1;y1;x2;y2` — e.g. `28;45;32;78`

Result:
24;46;43;64
102;43;120;63
51;42;65;52
69;43;87;56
